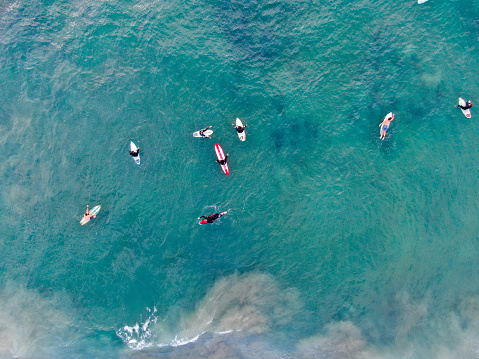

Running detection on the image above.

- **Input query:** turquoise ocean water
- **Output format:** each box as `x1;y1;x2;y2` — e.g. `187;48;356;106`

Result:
1;0;479;357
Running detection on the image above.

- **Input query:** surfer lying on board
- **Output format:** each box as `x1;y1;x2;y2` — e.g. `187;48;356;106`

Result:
83;205;97;221
233;124;246;133
457;100;473;110
379;113;394;140
130;148;140;157
216;154;229;165
199;126;212;138
198;211;228;224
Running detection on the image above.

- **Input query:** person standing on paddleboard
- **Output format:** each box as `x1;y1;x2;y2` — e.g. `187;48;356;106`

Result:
379;113;394;140
458;100;473;110
198;211;228;224
199;126;212;138
83;205;97;222
130;147;140;157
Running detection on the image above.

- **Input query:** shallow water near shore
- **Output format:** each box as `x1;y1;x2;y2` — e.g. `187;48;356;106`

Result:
0;0;479;357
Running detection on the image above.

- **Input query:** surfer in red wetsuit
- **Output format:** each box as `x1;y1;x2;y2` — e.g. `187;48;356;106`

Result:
198;211;228;224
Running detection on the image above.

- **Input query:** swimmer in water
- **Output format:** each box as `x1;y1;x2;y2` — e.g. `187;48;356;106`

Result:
379;113;394;140
198;211;228;224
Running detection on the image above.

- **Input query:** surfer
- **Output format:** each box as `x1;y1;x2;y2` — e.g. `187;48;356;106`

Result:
130;148;140;157
199;126;212;138
233;123;246;133
198;211;228;224
379;113;394;140
457;100;473;110
216;154;229;165
83;205;97;221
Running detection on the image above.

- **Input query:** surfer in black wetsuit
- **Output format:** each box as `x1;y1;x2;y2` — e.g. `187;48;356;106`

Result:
234;124;246;133
458;100;473;110
198;211;228;224
216;154;228;165
199;126;212;138
130;148;140;157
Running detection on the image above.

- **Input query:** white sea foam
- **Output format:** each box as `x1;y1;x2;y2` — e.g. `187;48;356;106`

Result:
117;307;159;350
117;277;479;359
117;272;302;351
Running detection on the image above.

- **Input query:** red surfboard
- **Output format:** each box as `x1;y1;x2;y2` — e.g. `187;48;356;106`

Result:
214;144;229;175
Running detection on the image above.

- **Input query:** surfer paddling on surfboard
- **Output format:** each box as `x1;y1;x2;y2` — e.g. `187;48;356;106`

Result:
199;126;212;138
198;211;228;224
216;153;229;165
233;118;246;141
379;113;394;140
233;123;246;133
457;100;473;111
130;147;140;157
83;205;97;222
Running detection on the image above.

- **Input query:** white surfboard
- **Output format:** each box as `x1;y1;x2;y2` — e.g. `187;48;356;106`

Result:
458;98;472;118
418;0;428;3
80;205;101;225
130;141;140;164
193;129;213;138
235;118;246;141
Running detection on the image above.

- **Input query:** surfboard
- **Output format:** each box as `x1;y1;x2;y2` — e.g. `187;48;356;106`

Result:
418;0;428;3
458;98;472;118
80;205;101;225
214;144;229;175
235;118;246;141
193;129;213;138
384;112;393;121
130;141;140;165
